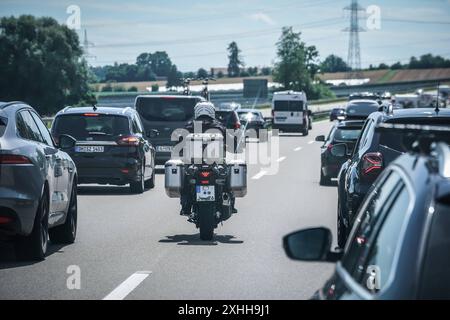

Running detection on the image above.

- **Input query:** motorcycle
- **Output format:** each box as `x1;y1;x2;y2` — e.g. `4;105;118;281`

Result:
165;134;247;241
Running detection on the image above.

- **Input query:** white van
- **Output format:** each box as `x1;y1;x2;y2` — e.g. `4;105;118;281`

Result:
272;91;312;135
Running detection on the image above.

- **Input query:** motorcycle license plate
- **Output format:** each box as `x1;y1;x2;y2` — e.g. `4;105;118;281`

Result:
196;186;215;202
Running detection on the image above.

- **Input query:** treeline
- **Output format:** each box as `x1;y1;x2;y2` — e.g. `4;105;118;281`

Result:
319;53;450;73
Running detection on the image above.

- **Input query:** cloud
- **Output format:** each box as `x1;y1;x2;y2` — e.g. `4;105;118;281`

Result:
249;12;276;26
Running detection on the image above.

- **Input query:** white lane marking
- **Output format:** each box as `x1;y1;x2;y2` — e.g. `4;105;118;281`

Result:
252;170;267;180
294;147;303;152
103;271;152;300
277;157;287;163
308;140;315;144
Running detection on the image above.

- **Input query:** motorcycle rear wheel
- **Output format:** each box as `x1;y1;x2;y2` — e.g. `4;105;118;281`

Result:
198;203;216;241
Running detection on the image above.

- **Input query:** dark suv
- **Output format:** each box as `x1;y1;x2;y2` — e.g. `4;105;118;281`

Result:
284;129;450;299
52;106;155;194
335;108;450;247
134;95;205;165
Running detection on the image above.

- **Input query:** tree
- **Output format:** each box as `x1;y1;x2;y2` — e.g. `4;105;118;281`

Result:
320;55;350;73
0;15;95;115
197;68;209;79
136;51;173;77
273;27;332;100
261;67;272;76
247;67;258;77
227;41;244;77
166;65;182;89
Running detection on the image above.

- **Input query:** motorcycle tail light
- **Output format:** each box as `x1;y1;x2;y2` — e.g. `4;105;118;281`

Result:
200;171;211;178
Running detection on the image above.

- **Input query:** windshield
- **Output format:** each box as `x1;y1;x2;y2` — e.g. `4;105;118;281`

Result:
136;97;198;122
52;114;130;141
274;100;304;112
346;102;379;116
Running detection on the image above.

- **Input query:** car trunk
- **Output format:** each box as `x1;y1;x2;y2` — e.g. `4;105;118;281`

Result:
52;114;134;168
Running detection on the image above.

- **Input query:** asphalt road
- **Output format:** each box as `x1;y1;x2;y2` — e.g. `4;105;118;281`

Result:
0;120;338;300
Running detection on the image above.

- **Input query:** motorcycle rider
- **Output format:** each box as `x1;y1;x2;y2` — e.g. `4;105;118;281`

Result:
180;102;238;217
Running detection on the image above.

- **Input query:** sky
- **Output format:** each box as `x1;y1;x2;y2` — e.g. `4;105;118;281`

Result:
1;0;450;72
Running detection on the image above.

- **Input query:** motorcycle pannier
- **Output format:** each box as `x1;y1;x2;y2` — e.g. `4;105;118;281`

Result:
227;160;247;198
165;159;185;198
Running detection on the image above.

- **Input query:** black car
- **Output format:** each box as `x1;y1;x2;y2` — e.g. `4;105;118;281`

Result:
336;108;450;247
344;100;381;120
315;120;364;185
134;95;205;165
329;108;345;121
284;129;450;299
52;106;155;194
236;109;267;140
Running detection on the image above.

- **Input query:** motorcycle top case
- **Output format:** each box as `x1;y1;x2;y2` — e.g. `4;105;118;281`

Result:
184;133;224;164
165;159;185;198
227;159;247;198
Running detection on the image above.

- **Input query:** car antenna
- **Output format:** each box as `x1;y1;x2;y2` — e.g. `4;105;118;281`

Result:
93;104;98;111
435;81;440;114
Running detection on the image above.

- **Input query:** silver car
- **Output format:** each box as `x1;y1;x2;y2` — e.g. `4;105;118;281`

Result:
0;102;78;261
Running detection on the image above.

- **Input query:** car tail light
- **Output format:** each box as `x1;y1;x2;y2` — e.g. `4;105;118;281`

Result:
83;113;99;117
0;217;13;224
361;153;383;176
117;136;140;146
0;155;32;165
327;144;334;151
234;122;241;130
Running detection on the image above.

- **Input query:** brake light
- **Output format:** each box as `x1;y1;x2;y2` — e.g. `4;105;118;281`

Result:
0;217;13;224
0;155;32;165
234;122;241;130
117;136;140;146
200;180;210;185
327;144;334;151
362;153;383;176
83;113;99;117
200;171;211;178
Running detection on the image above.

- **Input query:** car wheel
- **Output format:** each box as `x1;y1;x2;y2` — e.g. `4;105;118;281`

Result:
130;163;145;194
49;181;77;244
337;198;347;249
14;189;49;261
303;128;309;136
145;168;155;189
319;169;331;186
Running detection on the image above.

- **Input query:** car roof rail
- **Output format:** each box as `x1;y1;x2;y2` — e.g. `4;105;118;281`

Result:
0;101;28;109
376;123;450;155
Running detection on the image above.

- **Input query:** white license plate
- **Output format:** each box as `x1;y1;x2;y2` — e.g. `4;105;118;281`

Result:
196;186;215;202
157;146;173;153
75;146;104;153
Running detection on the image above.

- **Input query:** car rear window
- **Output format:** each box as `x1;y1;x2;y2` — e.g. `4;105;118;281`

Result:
52;114;130;141
274;101;304;111
0;117;7;137
346;102;379;116
238;112;262;122
333;128;362;141
136;97;199;122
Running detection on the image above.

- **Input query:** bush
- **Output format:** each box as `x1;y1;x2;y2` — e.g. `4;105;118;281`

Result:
128;86;138;92
101;84;113;92
151;84;159;92
114;85;126;92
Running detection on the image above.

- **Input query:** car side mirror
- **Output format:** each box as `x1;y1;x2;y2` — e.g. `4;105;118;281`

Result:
58;134;76;149
147;129;160;138
283;228;341;262
315;135;325;142
330;143;347;158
